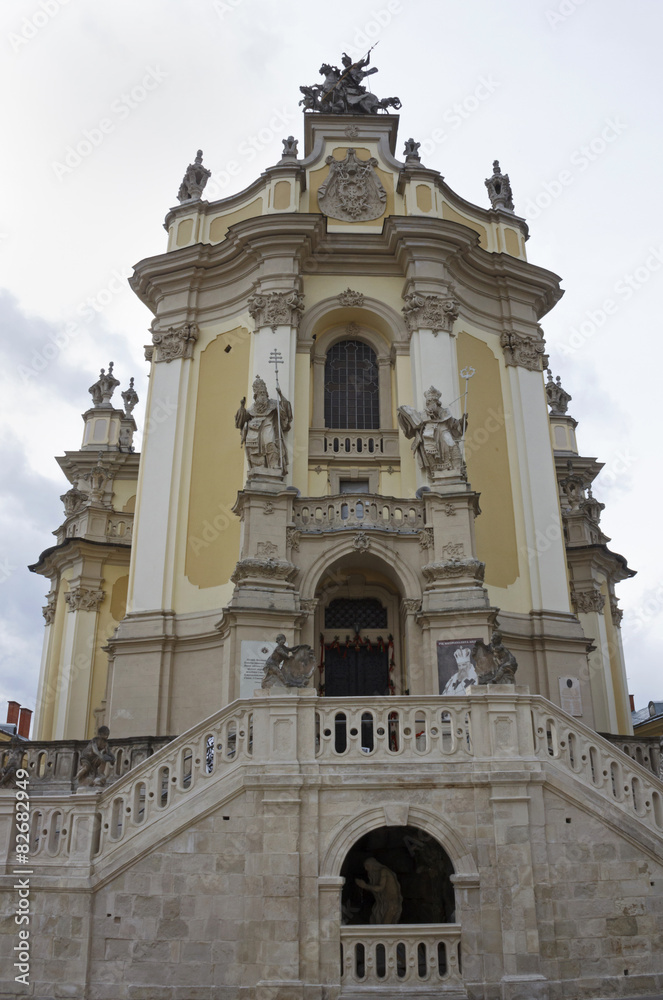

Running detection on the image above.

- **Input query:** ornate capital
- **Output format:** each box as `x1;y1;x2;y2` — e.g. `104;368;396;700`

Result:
401;598;422;614
65;587;105;612
402;291;459;336
610;598;623;627
571;587;605;615
147;323;199;363
42;593;57;625
248;289;305;331
300;598;319;615
500;331;548;372
338;288;365;307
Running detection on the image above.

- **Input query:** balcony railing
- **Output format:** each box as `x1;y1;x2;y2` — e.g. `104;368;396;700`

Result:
309;428;400;463
340;924;462;989
293;494;424;534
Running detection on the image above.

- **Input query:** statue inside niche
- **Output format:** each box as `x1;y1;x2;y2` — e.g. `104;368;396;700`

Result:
355;858;403;924
235;375;292;476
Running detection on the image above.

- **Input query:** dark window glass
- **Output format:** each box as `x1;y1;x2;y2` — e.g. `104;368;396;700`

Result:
324;340;379;429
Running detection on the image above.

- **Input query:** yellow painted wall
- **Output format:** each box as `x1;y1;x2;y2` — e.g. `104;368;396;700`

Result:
442;204;488;250
273;181;291;210
208;198;263;243
185;328;250;588
176;219;194;247
457;332;519;588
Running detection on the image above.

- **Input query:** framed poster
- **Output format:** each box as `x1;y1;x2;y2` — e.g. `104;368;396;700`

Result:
437;639;479;695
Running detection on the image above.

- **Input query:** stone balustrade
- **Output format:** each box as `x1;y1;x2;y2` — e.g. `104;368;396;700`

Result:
601;733;661;776
6;735;174;795
293;494;424;534
532;704;663;839
6;690;663;874
308;427;400;462
315;699;472;758
340;923;463;989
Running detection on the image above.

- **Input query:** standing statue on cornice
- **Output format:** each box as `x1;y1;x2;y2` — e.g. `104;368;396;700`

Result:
235;375;293;475
398;387;467;480
299;49;401;115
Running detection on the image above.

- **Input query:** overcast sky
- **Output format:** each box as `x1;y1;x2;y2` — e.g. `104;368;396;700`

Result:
1;0;661;727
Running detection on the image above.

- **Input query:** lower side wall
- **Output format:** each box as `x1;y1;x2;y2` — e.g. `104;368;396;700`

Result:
2;775;663;1000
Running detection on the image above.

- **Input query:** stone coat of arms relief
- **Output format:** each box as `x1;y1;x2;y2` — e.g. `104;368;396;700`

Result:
317;148;387;222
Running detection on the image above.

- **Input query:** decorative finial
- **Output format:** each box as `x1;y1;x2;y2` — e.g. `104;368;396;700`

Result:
545;368;572;415
485;159;514;212
177;150;211;203
403;138;421;163
121;377;139;417
88;362;120;408
280;136;299;160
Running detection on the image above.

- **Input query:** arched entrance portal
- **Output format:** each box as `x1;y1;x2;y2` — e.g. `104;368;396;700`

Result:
340;825;456;925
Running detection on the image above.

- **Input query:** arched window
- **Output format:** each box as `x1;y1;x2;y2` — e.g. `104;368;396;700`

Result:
324;340;380;429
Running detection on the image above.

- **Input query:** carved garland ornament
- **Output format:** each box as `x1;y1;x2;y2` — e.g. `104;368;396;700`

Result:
231;557;298;585
353;531;370;551
248;290;305;331
146;323;199;363
500;331;549;372
286;527;301;552
571;587;606;615
65;587;105;612
402;292;459;336
338;288;365;307
422;558;485;583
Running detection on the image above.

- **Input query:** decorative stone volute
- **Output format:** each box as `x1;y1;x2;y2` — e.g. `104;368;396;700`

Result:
401;291;459;336
146;323;199;363
500;330;548;372
42;593;57;625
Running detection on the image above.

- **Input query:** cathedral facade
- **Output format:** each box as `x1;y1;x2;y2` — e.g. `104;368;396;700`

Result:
2;61;662;1000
